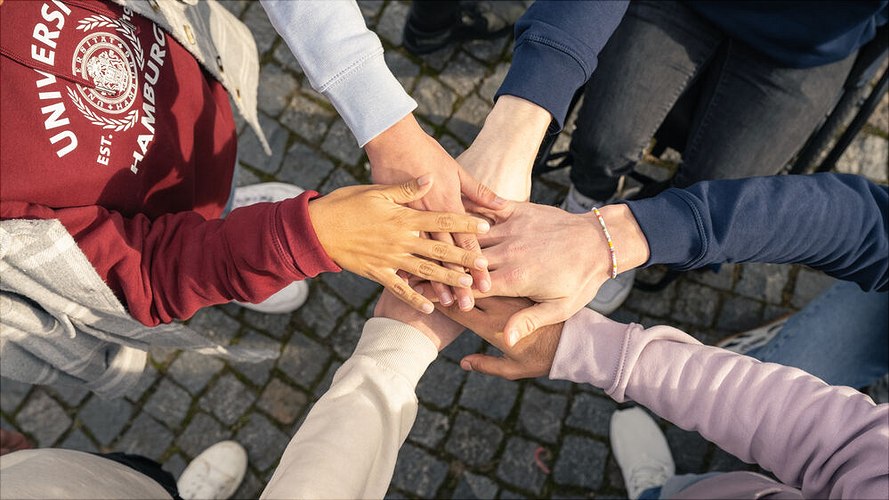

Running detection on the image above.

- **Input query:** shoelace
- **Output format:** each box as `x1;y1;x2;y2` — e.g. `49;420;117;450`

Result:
628;463;672;497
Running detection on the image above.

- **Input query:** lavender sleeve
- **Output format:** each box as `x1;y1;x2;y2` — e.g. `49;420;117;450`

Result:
550;309;889;499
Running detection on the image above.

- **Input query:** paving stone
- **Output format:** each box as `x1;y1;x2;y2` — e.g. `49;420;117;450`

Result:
235;469;265;500
452;471;499;499
690;263;736;291
518;386;567;444
625;281;676;318
717;295;764;332
464;36;510;63
735;263;790;304
839;133;889;183
441;52;487;95
48;384;90;406
478;62;509;102
533;376;573;393
273;41;304;74
792;269;836;309
459;371;518;420
277;143;336;193
280;94;335;143
670;281;719;327
440;330;482;363
231;330;279;386
200;374;257;426
417;358;465;408
235;164;262;186
530;178;564;206
322;271;380;309
258;63;300;116
313;360;342;400
764;305;794;323
422;44;458;72
376;1;409;46
500;489;531;499
1;377;32;413
868;91;888;133
438;133;466;156
164;453;188;479
414;77;458;125
566;393;616;438
187;307;241;346
236;413;291;471
242;2;279;56
296;287;346;338
391;443;449;498
329;312;365;359
708;446;752;472
358;0;385;24
496;437;549;494
168;350;225;395
17;391;71;446
448;94;490;143
258;378;307;425
445;411;503;467
553;435;608;490
116;413;172;460
78;396;132;446
605;455;628;492
319;166;361;194
322;119;364;166
239;114;288;174
148;345;180;366
241;309;293;340
408;405;449;448
178;412;229;458
144;379;191;429
386;49;421;90
126;362;159;402
278;334;331;390
60;428;97;453
666;426;709;474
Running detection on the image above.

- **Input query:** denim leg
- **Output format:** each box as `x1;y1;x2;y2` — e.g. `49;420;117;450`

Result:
568;1;722;200
672;39;856;187
747;280;889;389
658;472;724;499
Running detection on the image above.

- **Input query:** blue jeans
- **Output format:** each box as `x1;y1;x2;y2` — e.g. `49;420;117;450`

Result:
747;280;888;390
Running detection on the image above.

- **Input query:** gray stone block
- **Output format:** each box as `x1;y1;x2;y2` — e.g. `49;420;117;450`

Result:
838;133;889;184
716;295;764;332
452;471;499;499
552;435;608;490
273;42;304;75
440;331;482;363
1;377;32;413
330;312;364;359
690;264;736;291
735;263;789;304
178;412;229;458
258;378;307;425
163;453;188;479
518;386;567;444
235;469;264;500
665;426;709;474
17;391;71;447
277;143;336;192
414;77;458;125
144;379;191;429
280;94;335;143
478;63;509;103
168;351;225;395
408;405;449;448
236;413;291;471
464;36;510;63
258;63;299;117
376;1;409;46
391;443;449;498
60;428;98;453
385;50;421;90
200;374;257;426
438;133;465;156
278;334;331;390
319;167;361;194
792;269;836;309
48;384;90;406
422;44;458;72
322;119;363;166
126;362;159;402
187;307;241;346
625;281;676;318
708;447;751;472
242;2;280;56
116;413;172;460
670;281;719;327
417;359;465;408
230;330;279;386
358;0;385;24
441;52;487;95
312;359;342;399
296;287;346;339
458;371;518;420
565;393;616;438
322;271;380;309
496;437;549;494
79;396;132;446
235;164;262;187
533;376;573;393
241;309;293;340
445;411;503;467
448;94;489;144
239;114;288;174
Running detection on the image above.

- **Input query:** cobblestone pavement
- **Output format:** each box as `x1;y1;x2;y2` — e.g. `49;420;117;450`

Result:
2;1;888;499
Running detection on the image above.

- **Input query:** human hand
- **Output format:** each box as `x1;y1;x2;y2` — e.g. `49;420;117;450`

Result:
374;289;464;351
457;95;552;202
308;176;490;314
438;297;563;380
367;114;504;311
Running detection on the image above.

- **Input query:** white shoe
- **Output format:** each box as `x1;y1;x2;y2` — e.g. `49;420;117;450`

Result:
230;183;310;314
610;407;675;500
177;440;247;500
560;185;636;315
717;315;789;355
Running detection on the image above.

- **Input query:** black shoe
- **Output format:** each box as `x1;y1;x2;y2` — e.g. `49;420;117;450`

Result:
402;2;512;55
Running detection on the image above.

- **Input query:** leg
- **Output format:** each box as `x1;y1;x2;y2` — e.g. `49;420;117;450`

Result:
99;452;183;499
569;1;723;201
673;40;856;187
406;1;460;33
747;281;889;389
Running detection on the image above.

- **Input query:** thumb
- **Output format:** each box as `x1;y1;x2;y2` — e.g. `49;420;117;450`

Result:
383;175;434;204
503;301;565;347
460;354;517;380
458;169;507;210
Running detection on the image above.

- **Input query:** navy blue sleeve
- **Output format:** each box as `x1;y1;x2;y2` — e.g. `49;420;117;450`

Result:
495;0;628;128
624;174;889;292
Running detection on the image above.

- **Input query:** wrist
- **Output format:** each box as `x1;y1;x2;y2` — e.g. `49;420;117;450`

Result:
483;95;551;149
581;205;649;278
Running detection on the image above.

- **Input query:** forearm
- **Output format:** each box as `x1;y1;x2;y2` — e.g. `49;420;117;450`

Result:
551;309;889;499
262;318;436;499
261;0;416;145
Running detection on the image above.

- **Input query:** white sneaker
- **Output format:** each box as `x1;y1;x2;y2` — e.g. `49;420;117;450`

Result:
560;185;636;315
230;183;310;314
610;407;675;500
717;315;789;355
177;440;248;500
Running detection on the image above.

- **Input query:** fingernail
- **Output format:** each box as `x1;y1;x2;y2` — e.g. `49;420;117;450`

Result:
459;296;473;310
440;290;454;306
477;221;490;233
508;328;520;346
458;275;473;287
479;279;491;293
460;360;472;371
415;284;425;296
417;175;432;186
421;302;434;314
474;257;488;270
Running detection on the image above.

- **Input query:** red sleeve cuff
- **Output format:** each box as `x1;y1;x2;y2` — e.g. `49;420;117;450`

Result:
274;191;342;278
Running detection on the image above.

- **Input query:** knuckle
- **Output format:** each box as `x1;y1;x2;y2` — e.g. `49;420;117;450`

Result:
391;282;408;297
436;215;456;231
431;243;450;260
417;261;436;278
461;236;480;252
461;252;476;269
507;267;525;285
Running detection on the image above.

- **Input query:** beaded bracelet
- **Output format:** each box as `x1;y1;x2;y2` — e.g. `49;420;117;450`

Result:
591;207;618;279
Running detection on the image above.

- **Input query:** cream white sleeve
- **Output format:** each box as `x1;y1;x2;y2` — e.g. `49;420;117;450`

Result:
261;318;437;499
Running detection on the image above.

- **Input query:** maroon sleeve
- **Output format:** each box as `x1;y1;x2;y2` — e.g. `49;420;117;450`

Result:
1;191;341;326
